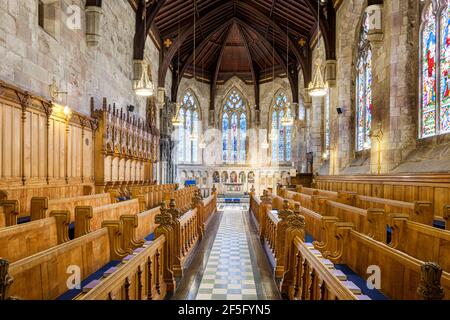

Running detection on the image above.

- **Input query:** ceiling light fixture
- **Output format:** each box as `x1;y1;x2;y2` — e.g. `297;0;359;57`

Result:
172;5;182;126
134;1;155;97
308;0;328;98
281;18;294;127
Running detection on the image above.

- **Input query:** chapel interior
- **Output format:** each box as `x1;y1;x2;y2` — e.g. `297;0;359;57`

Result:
0;0;450;301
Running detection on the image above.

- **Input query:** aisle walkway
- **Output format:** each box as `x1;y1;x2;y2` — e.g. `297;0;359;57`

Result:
195;205;258;300
172;204;280;300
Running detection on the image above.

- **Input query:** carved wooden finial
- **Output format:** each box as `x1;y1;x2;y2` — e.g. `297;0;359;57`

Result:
417;262;445;300
168;199;182;219
279;200;294;220
0;259;16;300
287;213;305;231
155;202;173;227
211;184;217;194
192;190;203;208
261;190;271;205
250;185;255;194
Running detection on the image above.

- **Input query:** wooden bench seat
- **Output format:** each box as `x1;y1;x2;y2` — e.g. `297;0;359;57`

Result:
30;193;112;222
121;206;161;251
389;213;450;272
316;174;450;221
322;221;450;299
282;235;371;300
0;184;94;218
283;187;434;227
251;192;450;300
0;212;69;263
74;199;140;238
0;207;4;228
75;236;167;300
4;222;129;300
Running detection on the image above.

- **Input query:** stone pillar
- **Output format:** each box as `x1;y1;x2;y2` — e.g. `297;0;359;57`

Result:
310;95;324;172
366;4;385;174
208;109;215;127
325;60;337;87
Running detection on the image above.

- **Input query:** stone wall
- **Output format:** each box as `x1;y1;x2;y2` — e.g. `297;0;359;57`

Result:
316;0;450;175
0;0;162;120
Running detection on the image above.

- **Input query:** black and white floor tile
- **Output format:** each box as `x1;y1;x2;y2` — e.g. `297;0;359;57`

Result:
194;206;258;300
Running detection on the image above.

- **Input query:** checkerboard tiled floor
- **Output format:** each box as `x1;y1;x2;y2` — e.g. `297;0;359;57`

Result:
194;206;258;300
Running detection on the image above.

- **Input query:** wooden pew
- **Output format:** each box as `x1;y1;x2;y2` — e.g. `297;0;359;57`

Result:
318;218;450;299
121;206;161;251
0;200;19;227
0;184;94;218
2;221;130;300
338;191;433;226
171;203;201;277
0;207;4;228
30;193;112;222
389;213;450;272
284;186;434;228
0;211;70;263
75;235;167;300
259;196;372;300
315;174;450;221
74;199;140;238
280;216;371;300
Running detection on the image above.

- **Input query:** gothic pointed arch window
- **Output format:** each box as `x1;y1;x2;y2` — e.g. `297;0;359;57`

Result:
355;12;373;151
420;0;450;138
221;89;248;164
177;90;201;163
270;90;292;162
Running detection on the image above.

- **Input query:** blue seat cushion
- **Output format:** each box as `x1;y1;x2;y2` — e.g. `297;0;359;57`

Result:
433;220;446;229
69;222;75;240
334;264;389;300
145;233;155;241
17;216;31;224
57;260;121;300
305;233;314;243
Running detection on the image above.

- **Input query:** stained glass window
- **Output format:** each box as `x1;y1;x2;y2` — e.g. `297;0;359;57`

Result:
271;90;292;162
240;114;247;162
356;12;372;151
420;1;450;137
192;111;199;163
221;89;247;164
177;90;201;163
222;114;229;162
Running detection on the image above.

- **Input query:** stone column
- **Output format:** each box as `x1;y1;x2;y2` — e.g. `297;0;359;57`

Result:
366;4;385;174
325;60;337;88
310;95;324;172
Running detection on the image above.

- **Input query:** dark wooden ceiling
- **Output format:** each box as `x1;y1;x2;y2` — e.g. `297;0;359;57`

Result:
129;0;338;107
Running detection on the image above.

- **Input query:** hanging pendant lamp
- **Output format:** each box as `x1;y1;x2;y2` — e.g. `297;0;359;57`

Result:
308;0;328;98
134;3;154;97
281;19;294;126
